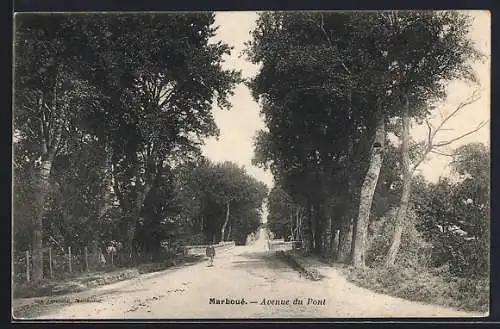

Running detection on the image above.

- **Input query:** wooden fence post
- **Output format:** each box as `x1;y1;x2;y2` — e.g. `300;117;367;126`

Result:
68;247;72;273
49;247;53;279
84;246;89;272
25;250;30;283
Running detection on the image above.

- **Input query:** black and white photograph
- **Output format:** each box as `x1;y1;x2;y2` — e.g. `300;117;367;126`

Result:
12;10;491;320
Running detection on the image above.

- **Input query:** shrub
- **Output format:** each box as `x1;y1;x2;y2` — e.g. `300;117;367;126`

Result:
346;264;489;313
366;209;431;269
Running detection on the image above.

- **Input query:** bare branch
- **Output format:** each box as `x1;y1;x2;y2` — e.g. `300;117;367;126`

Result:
43;102;53;114
431;90;481;140
21;105;39;116
297;85;341;92
430;149;454;157
23;91;40;106
39;118;48;155
39;98;51;152
158;85;172;101
153;76;167;105
432;120;488;148
25;124;38;138
424;118;433;146
305;14;352;76
49;125;63;155
411;92;484;173
158;88;176;109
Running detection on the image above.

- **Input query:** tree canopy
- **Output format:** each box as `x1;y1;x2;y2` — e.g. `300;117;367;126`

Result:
245;10;486;268
13;13;260;281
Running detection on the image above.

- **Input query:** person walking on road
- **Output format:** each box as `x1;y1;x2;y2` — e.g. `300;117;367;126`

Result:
206;244;216;266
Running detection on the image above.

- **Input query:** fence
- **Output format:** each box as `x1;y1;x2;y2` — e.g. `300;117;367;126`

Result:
268;240;302;252
183;241;236;256
13;245;184;284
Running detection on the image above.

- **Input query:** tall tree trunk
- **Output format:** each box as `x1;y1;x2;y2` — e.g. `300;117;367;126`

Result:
385;95;412;267
125;184;152;260
331;220;338;252
332;228;339;257
115;161;154;260
221;202;230;243
227;222;232;241
133;156;162;256
337;219;353;263
350;215;358;263
99;142;113;219
337;224;347;262
313;203;322;254
325;216;332;254
303;199;312;254
352;113;385;268
32;117;62;282
338;133;355;263
297;210;302;241
309;203;315;252
294;209;301;243
31;159;53;282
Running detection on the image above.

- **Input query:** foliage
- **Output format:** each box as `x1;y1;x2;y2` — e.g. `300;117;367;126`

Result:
246;10;483;269
345;265;489;313
12;13;258;271
346;142;490;313
366;208;430;268
173;160;268;245
266;186;297;240
414;143;489;277
246;12;386;253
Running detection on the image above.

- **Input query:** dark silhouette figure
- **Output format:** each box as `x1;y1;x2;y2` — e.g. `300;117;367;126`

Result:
206;245;216;266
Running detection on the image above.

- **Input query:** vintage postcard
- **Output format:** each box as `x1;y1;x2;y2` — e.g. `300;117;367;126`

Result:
12;10;490;320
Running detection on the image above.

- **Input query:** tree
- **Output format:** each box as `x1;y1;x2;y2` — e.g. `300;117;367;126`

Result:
173;160;267;245
214;162;247;242
246;12;380;258
14;14;102;282
414;142;489;277
13;13;242;277
449;143;489;276
381;11;485;267
78;14;241;255
267;186;296;240
385;92;486;267
45;131;112;251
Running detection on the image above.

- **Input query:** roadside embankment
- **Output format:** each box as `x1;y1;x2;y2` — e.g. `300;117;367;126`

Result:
12;254;205;318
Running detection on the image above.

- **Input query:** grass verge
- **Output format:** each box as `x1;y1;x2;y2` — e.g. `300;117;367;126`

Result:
12;254;204;319
277;251;325;281
343;265;489;313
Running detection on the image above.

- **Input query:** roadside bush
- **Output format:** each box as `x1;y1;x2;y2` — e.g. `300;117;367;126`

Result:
428;231;489;278
346;264;489;313
366;209;431;269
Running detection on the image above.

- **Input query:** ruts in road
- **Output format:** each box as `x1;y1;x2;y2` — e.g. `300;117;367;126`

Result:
30;231;485;319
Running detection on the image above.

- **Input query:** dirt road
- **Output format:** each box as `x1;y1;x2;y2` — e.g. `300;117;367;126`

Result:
26;229;485;319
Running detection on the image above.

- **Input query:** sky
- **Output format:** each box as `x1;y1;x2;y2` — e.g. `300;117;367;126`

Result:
201;11;491;191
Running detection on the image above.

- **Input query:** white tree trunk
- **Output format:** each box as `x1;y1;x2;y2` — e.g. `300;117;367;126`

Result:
352;114;385;268
386;95;412;267
221;202;230;242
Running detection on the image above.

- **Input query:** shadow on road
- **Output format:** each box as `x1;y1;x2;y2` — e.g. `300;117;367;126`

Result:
91;287;149;298
231;251;295;271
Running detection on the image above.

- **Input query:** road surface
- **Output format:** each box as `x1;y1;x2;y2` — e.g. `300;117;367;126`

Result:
28;228;484;319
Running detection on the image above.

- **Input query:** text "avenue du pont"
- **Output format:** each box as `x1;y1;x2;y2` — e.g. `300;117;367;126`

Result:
209;298;327;306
